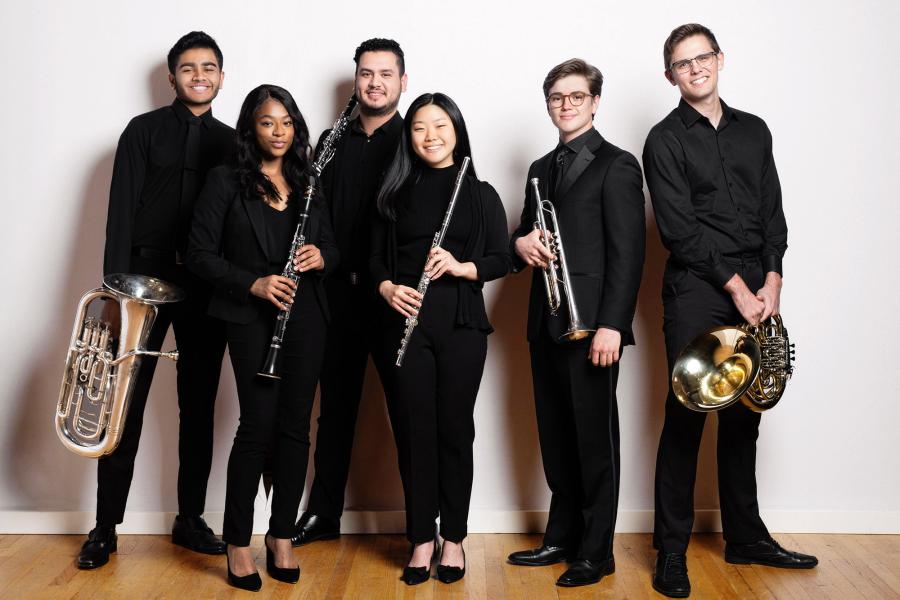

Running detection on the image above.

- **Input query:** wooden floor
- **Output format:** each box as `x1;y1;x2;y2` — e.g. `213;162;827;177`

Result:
1;533;898;599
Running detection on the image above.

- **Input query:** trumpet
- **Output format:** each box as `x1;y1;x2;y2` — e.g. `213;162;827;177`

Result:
671;314;795;412
530;178;594;342
56;274;184;457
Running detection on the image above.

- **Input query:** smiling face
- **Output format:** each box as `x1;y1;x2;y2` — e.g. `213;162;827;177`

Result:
254;98;294;160
168;47;223;111
355;50;407;117
410;104;457;168
665;34;723;104
546;74;600;144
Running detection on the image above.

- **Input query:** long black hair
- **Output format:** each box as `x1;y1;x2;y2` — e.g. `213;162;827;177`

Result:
376;92;477;221
235;84;312;203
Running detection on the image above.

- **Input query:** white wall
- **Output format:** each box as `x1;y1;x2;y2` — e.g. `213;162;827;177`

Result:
1;0;898;534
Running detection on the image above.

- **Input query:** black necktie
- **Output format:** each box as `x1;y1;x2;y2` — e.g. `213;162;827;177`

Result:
551;146;570;200
178;118;202;260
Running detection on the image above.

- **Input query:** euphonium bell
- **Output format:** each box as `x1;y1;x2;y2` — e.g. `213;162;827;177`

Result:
55;274;184;457
672;314;795;413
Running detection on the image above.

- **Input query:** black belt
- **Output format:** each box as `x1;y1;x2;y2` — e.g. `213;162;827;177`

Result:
132;247;183;265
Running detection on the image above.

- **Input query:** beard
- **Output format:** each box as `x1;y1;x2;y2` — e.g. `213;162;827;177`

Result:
358;96;399;118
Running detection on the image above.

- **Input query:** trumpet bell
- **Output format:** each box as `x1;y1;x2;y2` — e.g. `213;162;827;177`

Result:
672;326;761;412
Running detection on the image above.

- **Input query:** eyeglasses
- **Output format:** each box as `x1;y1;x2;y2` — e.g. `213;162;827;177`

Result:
546;91;592;108
669;51;719;75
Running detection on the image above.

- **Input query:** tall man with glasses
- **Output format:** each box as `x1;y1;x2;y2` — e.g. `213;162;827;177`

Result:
293;38;407;546
643;23;817;598
508;58;645;588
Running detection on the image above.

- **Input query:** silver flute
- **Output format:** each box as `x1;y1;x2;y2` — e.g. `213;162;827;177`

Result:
258;95;358;379
395;156;472;367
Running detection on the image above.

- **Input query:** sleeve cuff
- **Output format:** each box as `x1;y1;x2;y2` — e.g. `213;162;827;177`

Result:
763;254;783;276
711;260;737;288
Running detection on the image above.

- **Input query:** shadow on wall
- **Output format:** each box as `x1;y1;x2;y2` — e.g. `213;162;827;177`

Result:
7;148;115;509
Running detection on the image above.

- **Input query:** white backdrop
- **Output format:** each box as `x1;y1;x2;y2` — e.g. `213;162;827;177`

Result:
1;0;898;534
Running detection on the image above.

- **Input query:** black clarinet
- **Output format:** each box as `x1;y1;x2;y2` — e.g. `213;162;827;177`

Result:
395;156;472;367
258;96;358;379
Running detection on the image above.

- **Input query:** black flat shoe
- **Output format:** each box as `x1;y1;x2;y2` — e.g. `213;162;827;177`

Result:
172;515;226;555
291;513;340;547
265;534;300;583
437;545;465;584
652;552;690;598
226;547;262;592
402;538;439;586
76;526;117;570
556;558;615;587
725;537;818;569
507;544;570;566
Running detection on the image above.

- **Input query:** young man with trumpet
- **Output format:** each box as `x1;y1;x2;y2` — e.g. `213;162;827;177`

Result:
508;58;645;588
643;23;816;598
77;31;233;570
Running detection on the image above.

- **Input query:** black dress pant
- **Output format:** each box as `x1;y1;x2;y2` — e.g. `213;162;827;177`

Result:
96;259;225;527
306;277;381;519
222;287;327;546
530;329;620;562
378;285;487;544
653;257;770;554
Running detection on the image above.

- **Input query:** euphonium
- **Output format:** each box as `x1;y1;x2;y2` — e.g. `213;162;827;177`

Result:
671;314;795;413
530;177;594;342
55;274;184;457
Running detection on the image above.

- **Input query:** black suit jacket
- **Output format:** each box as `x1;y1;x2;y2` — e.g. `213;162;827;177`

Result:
186;165;339;325
510;129;645;345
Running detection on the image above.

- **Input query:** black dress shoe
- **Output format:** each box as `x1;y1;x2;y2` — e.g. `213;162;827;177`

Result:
437;545;465;584
725;537;818;569
171;515;226;555
556;558;615;587
76;526;117;570
265;533;300;583
402;538;439;586
652;553;690;598
507;545;570;566
226;547;262;592
291;513;340;547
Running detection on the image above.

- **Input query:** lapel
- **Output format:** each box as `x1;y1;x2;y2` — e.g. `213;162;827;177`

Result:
557;129;605;199
241;195;270;261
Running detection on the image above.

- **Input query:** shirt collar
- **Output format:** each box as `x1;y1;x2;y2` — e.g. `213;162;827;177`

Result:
172;99;213;127
558;127;596;154
677;97;738;129
350;111;403;137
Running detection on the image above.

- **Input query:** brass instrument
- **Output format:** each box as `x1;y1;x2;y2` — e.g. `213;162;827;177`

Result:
56;274;184;457
259;95;358;379
671;314;795;412
530;178;594;342
395;157;472;367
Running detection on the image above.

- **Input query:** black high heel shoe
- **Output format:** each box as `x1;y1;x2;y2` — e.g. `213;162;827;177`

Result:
265;533;300;583
437;543;466;584
402;537;440;586
226;545;262;592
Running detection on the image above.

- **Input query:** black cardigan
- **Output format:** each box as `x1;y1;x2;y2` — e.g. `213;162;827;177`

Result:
369;175;511;333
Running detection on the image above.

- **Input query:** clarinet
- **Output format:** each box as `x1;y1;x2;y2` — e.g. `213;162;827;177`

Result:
258;95;358;379
395;156;472;367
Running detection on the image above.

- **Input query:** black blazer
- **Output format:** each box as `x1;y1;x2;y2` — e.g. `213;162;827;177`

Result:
187;165;339;325
510;129;645;345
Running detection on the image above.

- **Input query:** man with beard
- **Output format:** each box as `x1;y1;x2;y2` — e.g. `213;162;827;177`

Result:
293;38;407;545
77;31;233;570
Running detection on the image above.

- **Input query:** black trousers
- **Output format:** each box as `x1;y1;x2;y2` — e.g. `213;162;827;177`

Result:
530;328;620;562
96;260;225;527
378;285;487;544
306;277;381;519
222;288;327;546
653;257;770;554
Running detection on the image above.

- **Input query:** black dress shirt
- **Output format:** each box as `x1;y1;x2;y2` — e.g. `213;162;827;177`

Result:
104;100;234;275
643;98;787;287
551;128;593;199
317;113;403;279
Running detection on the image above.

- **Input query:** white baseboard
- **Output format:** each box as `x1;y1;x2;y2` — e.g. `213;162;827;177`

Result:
1;509;897;535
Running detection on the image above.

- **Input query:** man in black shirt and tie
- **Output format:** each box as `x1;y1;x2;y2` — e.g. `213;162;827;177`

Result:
292;38;407;546
508;59;645;588
643;23;817;598
77;31;233;570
